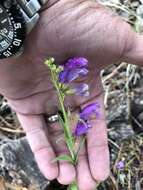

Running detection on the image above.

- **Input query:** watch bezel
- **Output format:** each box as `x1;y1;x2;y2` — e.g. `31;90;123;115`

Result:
0;1;26;59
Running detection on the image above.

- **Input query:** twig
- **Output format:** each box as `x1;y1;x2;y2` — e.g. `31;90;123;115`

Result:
113;143;124;173
127;170;131;190
103;62;127;83
109;173;119;190
0;115;13;128
0;126;25;134
108;139;120;149
126;64;132;122
104;85;110;109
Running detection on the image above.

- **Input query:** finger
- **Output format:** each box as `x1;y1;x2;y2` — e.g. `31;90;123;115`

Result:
76;138;97;190
17;113;58;180
85;95;110;182
48;122;76;185
123;29;143;66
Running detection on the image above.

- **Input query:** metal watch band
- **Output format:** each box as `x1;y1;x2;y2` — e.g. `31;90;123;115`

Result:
16;0;49;33
40;0;49;4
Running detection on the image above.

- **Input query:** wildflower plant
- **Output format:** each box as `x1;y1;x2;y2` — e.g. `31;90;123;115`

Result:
116;160;125;170
45;57;100;190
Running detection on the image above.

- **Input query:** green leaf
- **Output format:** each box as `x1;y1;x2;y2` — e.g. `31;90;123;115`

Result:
74;137;85;163
52;155;73;163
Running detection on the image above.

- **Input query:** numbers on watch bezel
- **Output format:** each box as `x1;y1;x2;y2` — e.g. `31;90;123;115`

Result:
0;1;26;59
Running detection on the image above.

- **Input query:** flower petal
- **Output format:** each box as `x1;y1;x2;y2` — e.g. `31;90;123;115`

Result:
74;84;89;97
59;69;69;83
116;161;125;170
67;68;88;83
74;122;89;136
65;58;88;69
80;103;100;120
59;68;88;84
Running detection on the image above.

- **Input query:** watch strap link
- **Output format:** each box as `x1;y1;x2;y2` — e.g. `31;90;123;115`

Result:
16;0;48;33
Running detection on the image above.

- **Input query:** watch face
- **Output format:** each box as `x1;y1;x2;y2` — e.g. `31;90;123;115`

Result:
0;0;26;59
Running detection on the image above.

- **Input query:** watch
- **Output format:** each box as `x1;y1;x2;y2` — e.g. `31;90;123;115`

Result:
0;0;48;59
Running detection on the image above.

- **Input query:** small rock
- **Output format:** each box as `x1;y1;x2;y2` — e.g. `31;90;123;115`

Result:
108;122;134;140
139;0;143;5
131;1;140;8
136;5;143;18
0;137;49;190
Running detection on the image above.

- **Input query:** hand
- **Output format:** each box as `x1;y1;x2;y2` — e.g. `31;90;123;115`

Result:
0;0;143;189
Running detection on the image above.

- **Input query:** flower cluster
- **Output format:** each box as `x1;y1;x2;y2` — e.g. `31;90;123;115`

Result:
45;57;100;190
58;57;100;136
59;58;89;97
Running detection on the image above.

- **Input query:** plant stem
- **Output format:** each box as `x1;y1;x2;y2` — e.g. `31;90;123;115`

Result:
51;70;75;160
68;182;79;190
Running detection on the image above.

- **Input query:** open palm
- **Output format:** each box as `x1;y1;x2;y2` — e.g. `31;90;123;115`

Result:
0;0;143;189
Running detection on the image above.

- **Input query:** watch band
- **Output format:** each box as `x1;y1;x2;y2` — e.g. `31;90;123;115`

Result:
40;0;49;4
16;0;49;33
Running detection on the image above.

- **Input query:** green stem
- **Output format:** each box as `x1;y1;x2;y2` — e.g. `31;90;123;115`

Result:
58;93;75;159
51;70;75;160
68;182;79;190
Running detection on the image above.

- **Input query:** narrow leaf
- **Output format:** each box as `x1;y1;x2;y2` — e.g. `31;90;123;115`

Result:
52;155;73;163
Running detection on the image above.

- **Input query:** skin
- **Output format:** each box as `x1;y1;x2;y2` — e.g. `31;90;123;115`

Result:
0;0;143;189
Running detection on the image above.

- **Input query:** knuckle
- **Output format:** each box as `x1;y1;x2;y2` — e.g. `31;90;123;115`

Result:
26;127;43;136
34;145;52;156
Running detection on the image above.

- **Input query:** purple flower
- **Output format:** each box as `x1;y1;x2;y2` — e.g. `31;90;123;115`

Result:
74;121;89;136
65;57;88;69
59;68;88;83
74;103;100;136
58;69;69;83
59;57;88;84
116;161;125;170
80;103;100;121
74;84;89;97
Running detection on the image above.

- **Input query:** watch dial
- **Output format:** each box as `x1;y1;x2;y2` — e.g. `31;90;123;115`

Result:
0;1;26;59
0;5;14;52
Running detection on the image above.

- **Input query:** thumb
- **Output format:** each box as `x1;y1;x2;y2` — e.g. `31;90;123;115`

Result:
123;31;143;66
